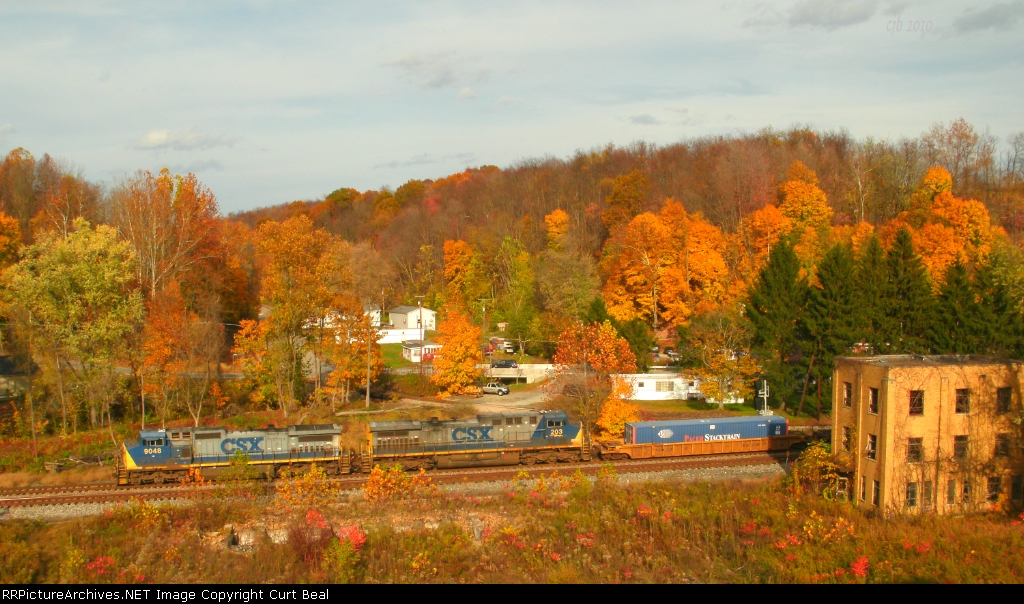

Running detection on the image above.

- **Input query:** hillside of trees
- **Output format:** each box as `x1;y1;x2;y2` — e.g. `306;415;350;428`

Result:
1;117;1023;437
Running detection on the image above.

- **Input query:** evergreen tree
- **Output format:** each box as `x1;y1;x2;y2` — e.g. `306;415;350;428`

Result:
882;228;933;353
856;235;887;352
929;261;982;354
798;244;861;416
974;261;1024;357
747;239;807;410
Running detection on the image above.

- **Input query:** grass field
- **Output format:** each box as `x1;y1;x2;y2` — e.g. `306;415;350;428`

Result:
5;463;1024;583
381;343;414;368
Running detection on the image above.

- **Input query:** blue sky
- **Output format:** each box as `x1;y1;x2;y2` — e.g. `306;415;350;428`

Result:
1;0;1022;212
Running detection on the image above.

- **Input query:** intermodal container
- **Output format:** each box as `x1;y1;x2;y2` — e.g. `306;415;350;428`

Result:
625;416;787;445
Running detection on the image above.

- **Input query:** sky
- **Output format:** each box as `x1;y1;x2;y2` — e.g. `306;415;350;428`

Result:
1;0;1022;213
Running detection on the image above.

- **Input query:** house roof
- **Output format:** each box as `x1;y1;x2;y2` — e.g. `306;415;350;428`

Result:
390;305;434;314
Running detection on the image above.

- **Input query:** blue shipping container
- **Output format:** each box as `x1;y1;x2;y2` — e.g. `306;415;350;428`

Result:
625;416;788;445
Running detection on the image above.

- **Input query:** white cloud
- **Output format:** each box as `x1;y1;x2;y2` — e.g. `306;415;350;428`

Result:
629;114;662;125
953;1;1024;33
167;159;224;173
789;0;879;29
457;87;477;100
0;124;13;146
373;152;476;170
383;51;490;89
135;127;237;152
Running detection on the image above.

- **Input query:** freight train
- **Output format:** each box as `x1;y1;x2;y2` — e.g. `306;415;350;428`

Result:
116;412;801;485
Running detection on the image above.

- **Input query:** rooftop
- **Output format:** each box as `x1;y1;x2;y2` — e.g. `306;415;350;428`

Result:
836;354;1021;368
390;305;434;314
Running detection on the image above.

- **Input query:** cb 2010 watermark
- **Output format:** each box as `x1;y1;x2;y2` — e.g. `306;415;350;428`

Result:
887;15;933;34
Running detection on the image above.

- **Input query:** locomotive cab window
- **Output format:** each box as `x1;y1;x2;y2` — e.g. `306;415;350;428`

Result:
492;419;502;426
144;439;163;446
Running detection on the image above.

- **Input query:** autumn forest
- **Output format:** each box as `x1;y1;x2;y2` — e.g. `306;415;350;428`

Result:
1;118;1023;439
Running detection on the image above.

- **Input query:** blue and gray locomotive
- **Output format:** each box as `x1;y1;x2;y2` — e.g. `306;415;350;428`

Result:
362;410;587;470
116;424;350;485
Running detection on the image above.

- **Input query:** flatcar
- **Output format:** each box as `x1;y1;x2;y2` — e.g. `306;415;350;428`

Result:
116;424;351;485
361;410;588;471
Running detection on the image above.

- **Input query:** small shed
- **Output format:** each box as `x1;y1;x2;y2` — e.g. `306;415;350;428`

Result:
363;304;383;327
402;340;442;363
612;374;705;401
389;306;436;331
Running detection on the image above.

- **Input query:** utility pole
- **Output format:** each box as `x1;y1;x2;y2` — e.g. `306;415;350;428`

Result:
27;312;36;458
478;298;490;336
415;295;425;382
365;310;372;409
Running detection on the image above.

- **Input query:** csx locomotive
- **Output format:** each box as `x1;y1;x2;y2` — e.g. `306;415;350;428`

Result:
116;410;585;485
116;424;350;485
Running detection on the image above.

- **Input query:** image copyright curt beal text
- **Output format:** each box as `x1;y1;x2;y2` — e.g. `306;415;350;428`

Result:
2;590;330;602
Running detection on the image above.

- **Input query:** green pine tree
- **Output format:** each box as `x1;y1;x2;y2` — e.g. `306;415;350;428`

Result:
747;239;808;411
798;243;861;417
856;235;887;352
929;260;982;354
974;261;1024;357
882;228;933;353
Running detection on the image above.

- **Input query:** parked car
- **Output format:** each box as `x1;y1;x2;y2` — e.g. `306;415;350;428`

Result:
491;359;518;369
482;382;511;396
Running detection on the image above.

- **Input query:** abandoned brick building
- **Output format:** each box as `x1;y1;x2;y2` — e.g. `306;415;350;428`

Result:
832;355;1024;516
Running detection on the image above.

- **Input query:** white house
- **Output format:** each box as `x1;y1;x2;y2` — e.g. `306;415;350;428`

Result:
363;304;383;327
390;306;436;331
401;340;442;363
611;374;705;401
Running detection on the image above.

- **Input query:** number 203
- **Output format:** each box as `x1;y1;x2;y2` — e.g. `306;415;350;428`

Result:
550;429;563;437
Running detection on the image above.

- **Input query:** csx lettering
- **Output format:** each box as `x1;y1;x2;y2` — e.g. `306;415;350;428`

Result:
220;437;264;454
451;427;493;442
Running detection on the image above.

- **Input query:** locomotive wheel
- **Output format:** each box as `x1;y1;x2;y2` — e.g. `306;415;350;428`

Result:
154;475;165;485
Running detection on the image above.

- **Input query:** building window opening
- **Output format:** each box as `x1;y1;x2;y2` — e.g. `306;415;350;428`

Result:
869;388;879;414
923;481;933;508
962;480;971;504
947;479;957;506
842;426;852;452
872;480;881;506
843;382;852;408
909;390;924;416
907;437;923;463
1012;476;1023;502
954;435;969;461
997;387;1013;414
955;388;970;414
906;482;919;508
996;434;1010;457
656;381;673;392
987;477;1002;503
866;434;877;460
861;476;867;501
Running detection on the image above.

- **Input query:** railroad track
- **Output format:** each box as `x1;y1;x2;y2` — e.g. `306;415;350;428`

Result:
0;451;791;509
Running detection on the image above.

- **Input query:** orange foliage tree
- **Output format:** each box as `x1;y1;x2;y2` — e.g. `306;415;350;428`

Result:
603;201;730;328
109;168;219;299
730;203;792;287
881;166;997;286
551;321;636;440
431;306;483;397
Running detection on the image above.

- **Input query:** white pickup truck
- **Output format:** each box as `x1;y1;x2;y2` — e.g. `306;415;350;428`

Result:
482;382;511;396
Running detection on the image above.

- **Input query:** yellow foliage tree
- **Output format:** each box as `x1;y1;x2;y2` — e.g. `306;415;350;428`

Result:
595;377;639;440
431;307;482;397
0;211;22;268
602;212;673;325
544;209;570;250
778;161;833;233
